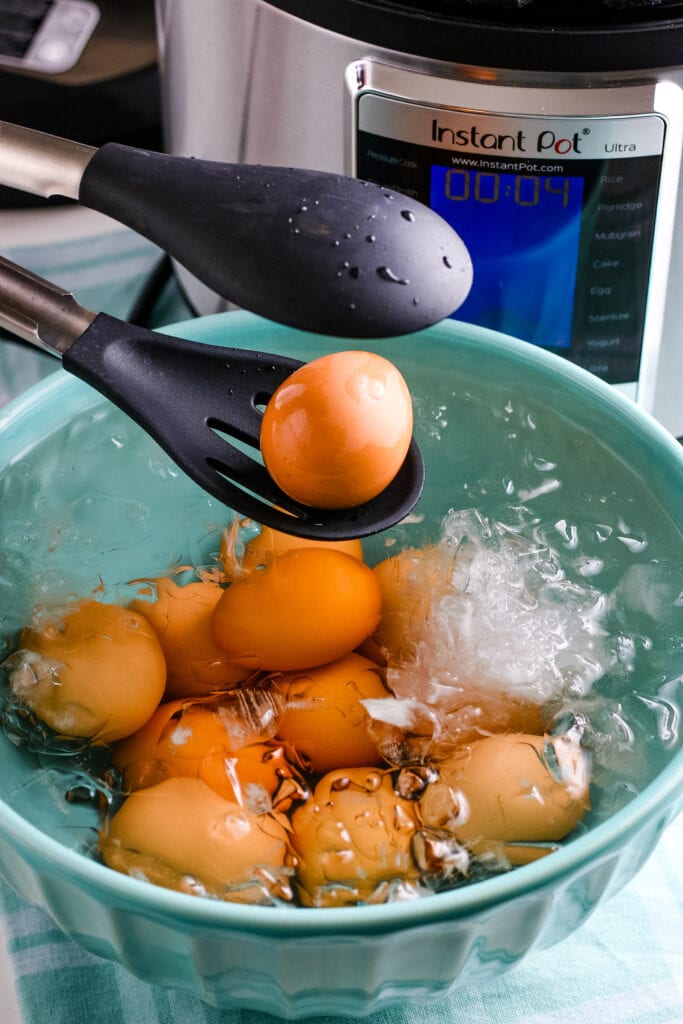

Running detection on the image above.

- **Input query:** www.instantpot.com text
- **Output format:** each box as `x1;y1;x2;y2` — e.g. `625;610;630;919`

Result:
449;154;565;174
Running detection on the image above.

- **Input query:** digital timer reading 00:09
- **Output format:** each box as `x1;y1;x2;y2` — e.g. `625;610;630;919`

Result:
443;169;575;208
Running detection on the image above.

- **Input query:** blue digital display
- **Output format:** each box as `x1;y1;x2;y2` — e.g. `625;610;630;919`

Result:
430;167;584;347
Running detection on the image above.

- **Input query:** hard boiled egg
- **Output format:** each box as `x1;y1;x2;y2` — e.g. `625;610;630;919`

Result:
222;523;363;576
129;577;247;698
260;350;413;509
419;732;591;865
372;544;450;663
99;776;295;903
211;547;382;672
373;544;549;744
270;652;389;773
290;767;419;907
111;698;300;811
10;600;166;743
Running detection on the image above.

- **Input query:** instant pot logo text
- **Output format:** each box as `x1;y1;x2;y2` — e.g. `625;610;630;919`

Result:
431;119;584;156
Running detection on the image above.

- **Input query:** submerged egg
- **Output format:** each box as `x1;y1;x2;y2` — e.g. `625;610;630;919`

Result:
372;544;452;663
223;524;363;576
290;767;419;907
270;652;389;773
260;350;413;509
436;689;547;746
9;600;166;743
112;698;297;810
99;776;295;903
372;541;550;744
211;547;382;672
129;577;248;698
419;732;591;865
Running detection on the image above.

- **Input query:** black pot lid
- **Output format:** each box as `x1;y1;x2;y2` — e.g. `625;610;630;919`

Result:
263;0;683;72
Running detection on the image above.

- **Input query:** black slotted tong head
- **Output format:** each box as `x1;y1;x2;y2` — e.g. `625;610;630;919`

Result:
0;255;425;540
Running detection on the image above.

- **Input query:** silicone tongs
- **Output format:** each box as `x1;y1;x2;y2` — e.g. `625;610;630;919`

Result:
0;255;425;540
0;121;473;338
0;122;474;538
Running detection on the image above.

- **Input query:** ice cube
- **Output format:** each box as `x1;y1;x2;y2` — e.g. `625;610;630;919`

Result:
377;508;615;716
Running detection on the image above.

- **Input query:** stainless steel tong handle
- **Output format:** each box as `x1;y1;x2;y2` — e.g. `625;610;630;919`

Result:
0;255;96;355
0;120;96;199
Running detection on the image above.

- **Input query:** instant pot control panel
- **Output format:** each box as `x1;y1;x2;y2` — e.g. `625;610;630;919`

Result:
349;65;683;408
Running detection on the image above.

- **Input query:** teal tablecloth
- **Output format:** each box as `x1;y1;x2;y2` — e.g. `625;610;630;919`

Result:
0;223;681;1024
0;226;190;407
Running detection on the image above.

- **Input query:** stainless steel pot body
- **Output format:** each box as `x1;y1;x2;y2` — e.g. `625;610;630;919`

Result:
155;0;683;436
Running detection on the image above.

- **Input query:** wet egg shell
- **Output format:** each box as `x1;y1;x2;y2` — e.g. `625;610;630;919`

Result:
10;600;166;743
373;545;549;742
270;652;390;773
198;742;302;812
372;545;454;663
99;776;294;903
111;699;293;808
260;350;413;509
419;732;591;866
211;547;382;672
370;544;548;745
290;767;420;907
222;523;364;577
437;689;547;745
129;577;248;699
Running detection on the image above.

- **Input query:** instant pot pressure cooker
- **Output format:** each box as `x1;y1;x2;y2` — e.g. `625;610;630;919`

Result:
155;0;683;437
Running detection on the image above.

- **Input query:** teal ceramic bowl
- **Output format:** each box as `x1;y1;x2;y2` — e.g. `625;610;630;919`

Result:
0;311;681;1018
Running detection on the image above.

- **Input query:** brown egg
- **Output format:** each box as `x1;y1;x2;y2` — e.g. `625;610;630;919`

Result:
129;577;248;698
99;776;295;904
419;732;591;866
270;652;389;773
441;688;548;746
260;351;413;509
211;548;382;672
373;543;550;745
372;545;447;663
290;767;420;907
111;698;300;811
221;522;364;576
10;600;166;743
